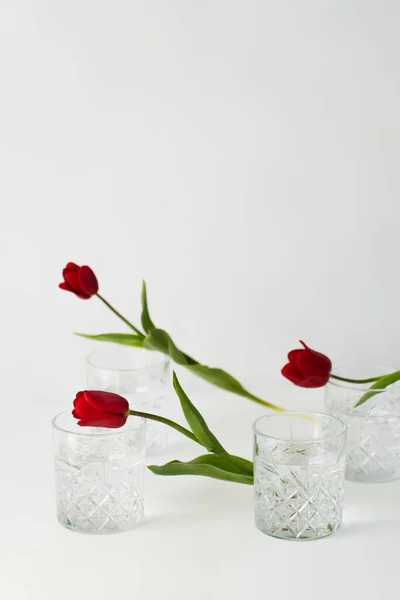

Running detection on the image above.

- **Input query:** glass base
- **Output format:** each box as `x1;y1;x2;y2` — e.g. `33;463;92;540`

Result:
255;519;340;541
58;510;144;535
345;466;400;484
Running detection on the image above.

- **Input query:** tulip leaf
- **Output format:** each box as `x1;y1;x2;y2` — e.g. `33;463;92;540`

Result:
172;372;225;453
172;373;252;475
74;333;144;347
186;365;281;410
148;454;253;485
354;370;400;407
189;453;253;476
222;455;254;476
75;302;282;408
144;328;282;411
189;364;256;396
141;281;156;333
143;328;196;364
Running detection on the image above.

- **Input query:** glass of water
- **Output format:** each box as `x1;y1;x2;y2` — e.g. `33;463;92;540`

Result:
53;410;145;534
326;366;400;483
253;412;346;541
87;346;170;455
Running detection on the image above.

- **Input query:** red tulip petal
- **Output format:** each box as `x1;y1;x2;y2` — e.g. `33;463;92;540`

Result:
59;282;73;292
72;392;102;420
299;342;331;370
73;391;86;404
73;392;88;416
77;415;127;429
297;350;331;379
63;268;80;292
288;349;303;363
282;362;303;383
72;402;84;416
294;374;330;388
72;407;95;419
78;266;98;297
63;262;79;272
83;390;129;415
318;353;332;370
73;406;104;420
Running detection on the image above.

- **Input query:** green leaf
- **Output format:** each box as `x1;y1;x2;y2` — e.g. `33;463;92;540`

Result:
143;329;283;411
74;333;144;347
143;328;196;364
189;453;253;476
355;370;400;407
189;364;253;396
172;372;225;453
148;455;253;485
187;365;283;410
227;456;254;475
141;281;156;333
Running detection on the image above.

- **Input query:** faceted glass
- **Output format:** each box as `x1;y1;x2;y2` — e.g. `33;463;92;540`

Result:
326;369;400;483
87;347;170;455
53;411;146;534
253;412;346;541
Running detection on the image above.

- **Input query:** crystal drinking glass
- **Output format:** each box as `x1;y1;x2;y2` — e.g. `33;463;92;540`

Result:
326;367;400;483
87;346;170;455
53;410;145;534
253;412;346;540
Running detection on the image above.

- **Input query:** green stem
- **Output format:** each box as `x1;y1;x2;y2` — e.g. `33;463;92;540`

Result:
128;410;201;446
96;294;145;338
330;373;382;385
244;391;286;412
129;411;252;476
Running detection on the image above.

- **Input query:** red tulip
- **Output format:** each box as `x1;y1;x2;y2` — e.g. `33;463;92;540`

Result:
282;341;332;388
72;390;129;428
59;262;98;299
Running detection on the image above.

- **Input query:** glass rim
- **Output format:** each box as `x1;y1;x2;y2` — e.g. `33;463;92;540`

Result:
86;347;170;372
52;410;146;437
327;379;390;393
252;411;347;443
327;365;399;393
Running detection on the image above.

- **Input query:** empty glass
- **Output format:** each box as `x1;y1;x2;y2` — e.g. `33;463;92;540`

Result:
253;412;346;541
53;410;145;534
87;346;170;455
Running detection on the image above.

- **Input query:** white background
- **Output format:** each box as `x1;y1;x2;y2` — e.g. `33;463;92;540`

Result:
1;1;400;598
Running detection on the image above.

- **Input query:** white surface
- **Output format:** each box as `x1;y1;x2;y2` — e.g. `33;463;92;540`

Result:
1;1;400;598
3;385;400;600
